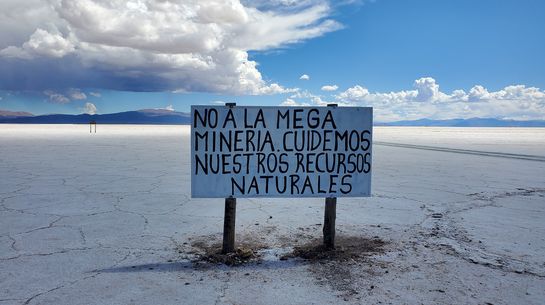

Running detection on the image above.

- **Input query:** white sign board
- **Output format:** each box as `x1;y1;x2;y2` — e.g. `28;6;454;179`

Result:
191;106;372;198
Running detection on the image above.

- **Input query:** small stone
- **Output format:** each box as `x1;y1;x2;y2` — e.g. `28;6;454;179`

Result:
184;282;190;285
237;248;254;258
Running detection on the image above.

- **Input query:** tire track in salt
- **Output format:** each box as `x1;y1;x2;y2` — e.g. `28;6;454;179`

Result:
374;141;545;162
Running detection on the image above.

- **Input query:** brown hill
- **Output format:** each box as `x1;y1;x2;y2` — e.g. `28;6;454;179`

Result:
0;110;34;118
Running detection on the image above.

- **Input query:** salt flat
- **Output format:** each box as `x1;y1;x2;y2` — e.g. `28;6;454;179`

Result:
1;124;544;305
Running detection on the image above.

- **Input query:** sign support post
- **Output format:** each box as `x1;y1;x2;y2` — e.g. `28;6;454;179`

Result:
323;197;336;249
222;197;236;253
222;103;237;254
323;104;338;249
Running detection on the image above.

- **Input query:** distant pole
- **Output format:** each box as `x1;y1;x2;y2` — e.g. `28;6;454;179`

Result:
90;121;96;133
222;102;237;254
323;103;338;249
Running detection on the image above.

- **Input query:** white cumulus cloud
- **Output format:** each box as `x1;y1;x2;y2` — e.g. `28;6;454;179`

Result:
281;98;310;106
43;90;70;104
43;88;90;103
329;77;545;121
413;77;442;102
0;0;341;95
83;102;97;114
0;28;75;59
68;88;87;100
299;74;310;80
468;85;490;102
321;84;338;91
336;85;369;102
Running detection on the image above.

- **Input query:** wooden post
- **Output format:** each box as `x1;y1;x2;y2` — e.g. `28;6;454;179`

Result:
222;197;237;253
222;102;237;254
323;197;337;249
323;103;338;249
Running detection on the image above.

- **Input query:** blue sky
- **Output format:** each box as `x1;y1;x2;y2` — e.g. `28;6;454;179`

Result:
1;0;544;121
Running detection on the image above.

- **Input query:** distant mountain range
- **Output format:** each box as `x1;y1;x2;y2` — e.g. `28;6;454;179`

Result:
1;109;545;127
0;109;191;125
375;117;545;127
0;110;34;118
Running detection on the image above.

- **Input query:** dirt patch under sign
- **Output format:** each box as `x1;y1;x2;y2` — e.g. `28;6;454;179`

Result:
182;236;268;266
281;236;386;261
182;232;387;267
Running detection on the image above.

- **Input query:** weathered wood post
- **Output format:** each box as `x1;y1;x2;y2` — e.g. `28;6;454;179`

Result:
222;102;237;254
222;197;237;253
323;197;337;249
323;103;338;249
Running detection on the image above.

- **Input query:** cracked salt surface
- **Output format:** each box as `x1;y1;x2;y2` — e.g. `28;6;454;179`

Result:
1;124;545;305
